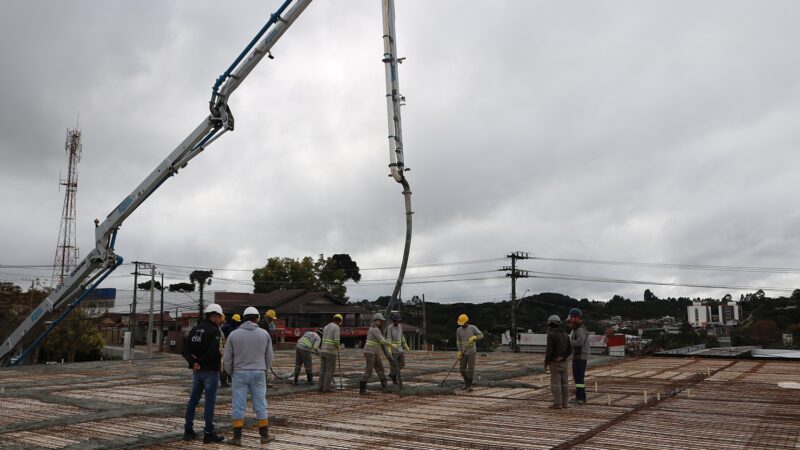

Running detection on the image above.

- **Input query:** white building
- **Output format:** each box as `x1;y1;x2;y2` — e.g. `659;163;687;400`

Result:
687;301;742;327
687;301;713;327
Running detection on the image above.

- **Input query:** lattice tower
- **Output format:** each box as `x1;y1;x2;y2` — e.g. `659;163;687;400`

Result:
51;127;82;288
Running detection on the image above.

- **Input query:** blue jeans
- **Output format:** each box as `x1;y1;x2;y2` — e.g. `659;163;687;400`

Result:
184;370;219;433
231;370;268;420
572;358;587;401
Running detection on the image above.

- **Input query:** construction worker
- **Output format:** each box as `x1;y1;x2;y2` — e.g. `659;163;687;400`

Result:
385;312;410;385
567;308;589;405
544;314;573;409
319;314;342;393
319;314;344;392
456;313;483;391
223;306;275;445
181;303;225;443
293;329;321;385
220;313;241;387
360;312;396;394
260;309;277;342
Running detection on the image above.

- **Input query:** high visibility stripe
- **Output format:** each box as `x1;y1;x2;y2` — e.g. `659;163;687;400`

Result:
322;339;338;344
258;419;268;427
365;340;381;346
232;419;244;428
575;384;585;388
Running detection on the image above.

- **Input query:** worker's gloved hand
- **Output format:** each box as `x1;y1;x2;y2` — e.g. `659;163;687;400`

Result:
468;336;477;344
403;342;410;351
457;351;462;360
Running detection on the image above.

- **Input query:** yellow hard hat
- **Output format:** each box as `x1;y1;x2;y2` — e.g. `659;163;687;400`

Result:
457;314;469;325
333;313;343;321
232;314;241;322
266;310;277;320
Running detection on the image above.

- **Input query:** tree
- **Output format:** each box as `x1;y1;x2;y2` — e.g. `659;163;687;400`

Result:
168;282;195;293
751;319;780;345
644;289;659;302
252;254;361;300
41;305;104;363
138;280;163;291
190;270;213;314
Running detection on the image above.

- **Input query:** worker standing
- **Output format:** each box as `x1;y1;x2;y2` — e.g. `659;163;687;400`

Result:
220;314;240;388
181;304;225;443
293;329;321;385
260;309;277;342
224;307;275;445
319;314;342;393
360;313;396;394
544;314;573;409
385;312;409;385
567;308;589;405
455;314;483;391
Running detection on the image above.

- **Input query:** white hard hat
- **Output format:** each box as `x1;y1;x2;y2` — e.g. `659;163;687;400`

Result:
547;314;561;325
373;312;386;321
243;306;260;317
204;304;223;315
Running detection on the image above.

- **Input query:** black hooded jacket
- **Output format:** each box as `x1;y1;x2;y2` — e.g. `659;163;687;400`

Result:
182;318;221;371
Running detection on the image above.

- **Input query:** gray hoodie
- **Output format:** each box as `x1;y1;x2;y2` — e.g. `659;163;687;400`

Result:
223;321;273;374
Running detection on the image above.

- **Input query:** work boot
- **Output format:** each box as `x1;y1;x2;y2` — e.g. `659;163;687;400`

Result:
293;371;300;385
359;380;368;395
183;429;197;441
380;379;390;393
306;373;314;385
203;432;225;443
229;426;243;446
465;377;473;392
259;426;275;444
390;373;397;385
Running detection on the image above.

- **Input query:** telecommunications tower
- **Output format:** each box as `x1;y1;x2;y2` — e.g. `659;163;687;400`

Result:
51;126;82;288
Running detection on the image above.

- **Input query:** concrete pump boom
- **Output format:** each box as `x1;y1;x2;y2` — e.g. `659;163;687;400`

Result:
382;0;413;316
0;0;312;366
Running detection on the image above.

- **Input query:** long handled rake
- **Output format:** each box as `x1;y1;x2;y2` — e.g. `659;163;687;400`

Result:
440;355;460;386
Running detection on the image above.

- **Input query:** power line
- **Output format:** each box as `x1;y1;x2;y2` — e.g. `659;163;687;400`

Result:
533;256;800;274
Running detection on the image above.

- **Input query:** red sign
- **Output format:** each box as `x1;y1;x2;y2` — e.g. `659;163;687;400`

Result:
282;327;369;342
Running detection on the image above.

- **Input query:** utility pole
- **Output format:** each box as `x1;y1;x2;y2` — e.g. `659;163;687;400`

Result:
131;261;140;348
422;293;427;350
502;251;532;352
159;272;164;352
146;264;156;357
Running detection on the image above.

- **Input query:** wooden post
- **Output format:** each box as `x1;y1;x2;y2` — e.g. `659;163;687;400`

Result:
687;389;692;398
594;380;598;392
656;392;661;401
644;391;648;403
706;367;711;376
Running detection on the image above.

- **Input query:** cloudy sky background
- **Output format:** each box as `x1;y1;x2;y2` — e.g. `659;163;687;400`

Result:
2;0;800;313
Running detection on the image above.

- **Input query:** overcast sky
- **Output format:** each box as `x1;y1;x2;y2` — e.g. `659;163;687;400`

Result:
2;0;800;313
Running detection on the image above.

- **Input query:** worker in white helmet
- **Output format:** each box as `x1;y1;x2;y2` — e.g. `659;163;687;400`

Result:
182;303;225;443
224;306;275;445
360;312;396;394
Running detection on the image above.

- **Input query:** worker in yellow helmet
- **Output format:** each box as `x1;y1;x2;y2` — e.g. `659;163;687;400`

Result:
259;309;277;343
456;313;483;391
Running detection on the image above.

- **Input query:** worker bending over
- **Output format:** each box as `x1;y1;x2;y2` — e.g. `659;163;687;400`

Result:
456;314;483;391
567;308;589;405
224;307;275;445
319;314;342;393
293;329;321;385
385;312;410;386
360;313;397;394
